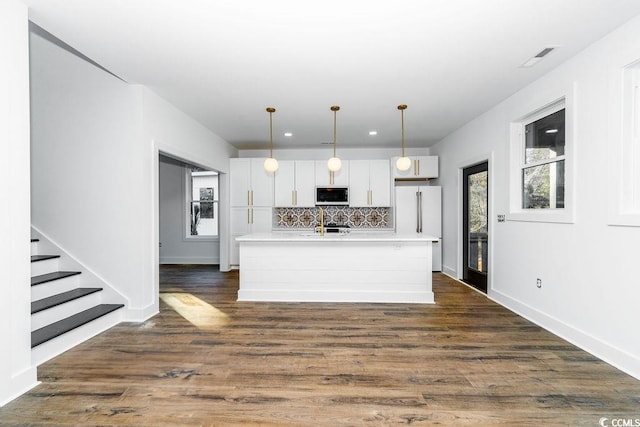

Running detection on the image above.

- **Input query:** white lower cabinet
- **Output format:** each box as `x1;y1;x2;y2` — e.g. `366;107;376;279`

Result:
230;206;272;266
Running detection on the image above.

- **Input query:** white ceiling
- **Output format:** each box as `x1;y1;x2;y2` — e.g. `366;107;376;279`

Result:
21;0;640;150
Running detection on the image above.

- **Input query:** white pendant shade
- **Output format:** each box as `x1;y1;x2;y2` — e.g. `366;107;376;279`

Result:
396;156;411;171
264;157;279;173
327;156;342;172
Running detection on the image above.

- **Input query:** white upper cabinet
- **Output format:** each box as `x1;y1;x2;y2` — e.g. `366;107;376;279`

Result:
392;155;438;179
274;160;315;207
315;160;349;186
368;160;392;206
274;161;295;207
230;158;274;207
349;160;391;207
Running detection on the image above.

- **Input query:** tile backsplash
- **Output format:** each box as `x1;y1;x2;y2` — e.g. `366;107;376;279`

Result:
274;206;392;229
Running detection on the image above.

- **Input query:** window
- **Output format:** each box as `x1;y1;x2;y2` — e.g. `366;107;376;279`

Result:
608;59;640;226
187;170;219;237
620;64;640;214
509;96;574;223
522;108;565;209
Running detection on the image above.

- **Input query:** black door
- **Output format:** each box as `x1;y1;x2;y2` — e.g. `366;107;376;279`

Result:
463;162;488;293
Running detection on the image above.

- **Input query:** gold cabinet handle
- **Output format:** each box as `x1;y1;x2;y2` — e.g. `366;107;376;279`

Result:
247;190;251;205
247;208;250;224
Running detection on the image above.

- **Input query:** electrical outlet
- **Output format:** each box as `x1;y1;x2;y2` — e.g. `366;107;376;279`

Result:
536;278;542;288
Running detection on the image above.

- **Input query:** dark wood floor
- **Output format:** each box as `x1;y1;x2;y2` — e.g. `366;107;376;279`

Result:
1;265;639;426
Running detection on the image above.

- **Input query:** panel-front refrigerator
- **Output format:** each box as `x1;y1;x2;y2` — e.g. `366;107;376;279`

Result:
395;185;442;271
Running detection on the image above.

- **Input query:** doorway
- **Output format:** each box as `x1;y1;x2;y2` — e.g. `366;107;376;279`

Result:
462;162;488;293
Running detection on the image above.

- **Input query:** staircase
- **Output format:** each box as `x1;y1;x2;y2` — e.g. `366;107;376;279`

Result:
30;237;125;365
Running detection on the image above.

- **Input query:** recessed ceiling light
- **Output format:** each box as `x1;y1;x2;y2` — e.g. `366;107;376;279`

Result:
545;129;559;134
284;132;292;137
369;131;377;136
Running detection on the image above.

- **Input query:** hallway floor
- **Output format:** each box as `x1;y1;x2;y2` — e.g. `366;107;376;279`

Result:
1;265;638;426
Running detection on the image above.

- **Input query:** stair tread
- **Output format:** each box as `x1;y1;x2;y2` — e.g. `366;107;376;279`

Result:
31;288;102;314
31;304;124;348
31;254;60;263
31;271;81;286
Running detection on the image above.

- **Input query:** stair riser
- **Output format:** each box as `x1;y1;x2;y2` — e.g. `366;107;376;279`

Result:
31;308;123;366
31;292;102;331
31;275;80;301
31;241;38;253
31;258;60;277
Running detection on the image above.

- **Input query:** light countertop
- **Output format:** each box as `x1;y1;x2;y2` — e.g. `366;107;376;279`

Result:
236;231;439;242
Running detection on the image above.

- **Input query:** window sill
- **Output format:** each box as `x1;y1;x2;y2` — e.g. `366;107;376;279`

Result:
608;212;640;227
183;236;220;242
507;209;575;224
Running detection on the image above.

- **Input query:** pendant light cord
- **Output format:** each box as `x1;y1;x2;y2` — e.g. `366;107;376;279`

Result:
398;104;407;158
266;107;276;158
331;105;340;157
269;110;273;158
333;109;337;157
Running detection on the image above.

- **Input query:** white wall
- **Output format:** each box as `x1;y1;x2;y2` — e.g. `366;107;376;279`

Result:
431;14;640;379
159;159;219;264
140;86;237;273
30;30;142;312
0;0;38;406
30;30;236;321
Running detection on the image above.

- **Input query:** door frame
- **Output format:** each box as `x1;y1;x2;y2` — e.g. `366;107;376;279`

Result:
456;153;494;295
462;161;489;292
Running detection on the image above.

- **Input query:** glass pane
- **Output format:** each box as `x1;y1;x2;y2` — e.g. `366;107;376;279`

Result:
190;201;219;236
525;109;565;164
468;171;488;273
522;160;565;209
190;171;219;237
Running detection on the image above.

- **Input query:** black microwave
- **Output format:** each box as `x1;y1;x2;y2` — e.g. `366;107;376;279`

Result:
315;186;349;206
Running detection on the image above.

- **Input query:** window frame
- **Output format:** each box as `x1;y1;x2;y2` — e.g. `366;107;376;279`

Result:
184;169;220;241
508;94;575;223
608;59;640;227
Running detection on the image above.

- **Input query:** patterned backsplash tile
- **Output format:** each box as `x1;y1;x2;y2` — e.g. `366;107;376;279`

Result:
274;206;391;229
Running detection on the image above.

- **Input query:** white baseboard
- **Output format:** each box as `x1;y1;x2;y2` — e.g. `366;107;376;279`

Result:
0;366;38;407
124;303;159;322
441;265;457;279
490;289;640;381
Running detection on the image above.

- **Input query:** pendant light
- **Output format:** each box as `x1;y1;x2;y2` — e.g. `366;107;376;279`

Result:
396;104;411;171
263;107;279;173
327;105;342;172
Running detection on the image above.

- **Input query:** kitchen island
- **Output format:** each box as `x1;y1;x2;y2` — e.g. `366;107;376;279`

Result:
236;232;437;303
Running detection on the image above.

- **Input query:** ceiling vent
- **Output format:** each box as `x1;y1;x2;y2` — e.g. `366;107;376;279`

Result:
520;47;556;68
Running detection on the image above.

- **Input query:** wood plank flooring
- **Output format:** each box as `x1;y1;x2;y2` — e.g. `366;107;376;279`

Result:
1;265;639;426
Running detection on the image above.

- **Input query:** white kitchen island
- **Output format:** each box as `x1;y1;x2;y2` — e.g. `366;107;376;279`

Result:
236;232;437;303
